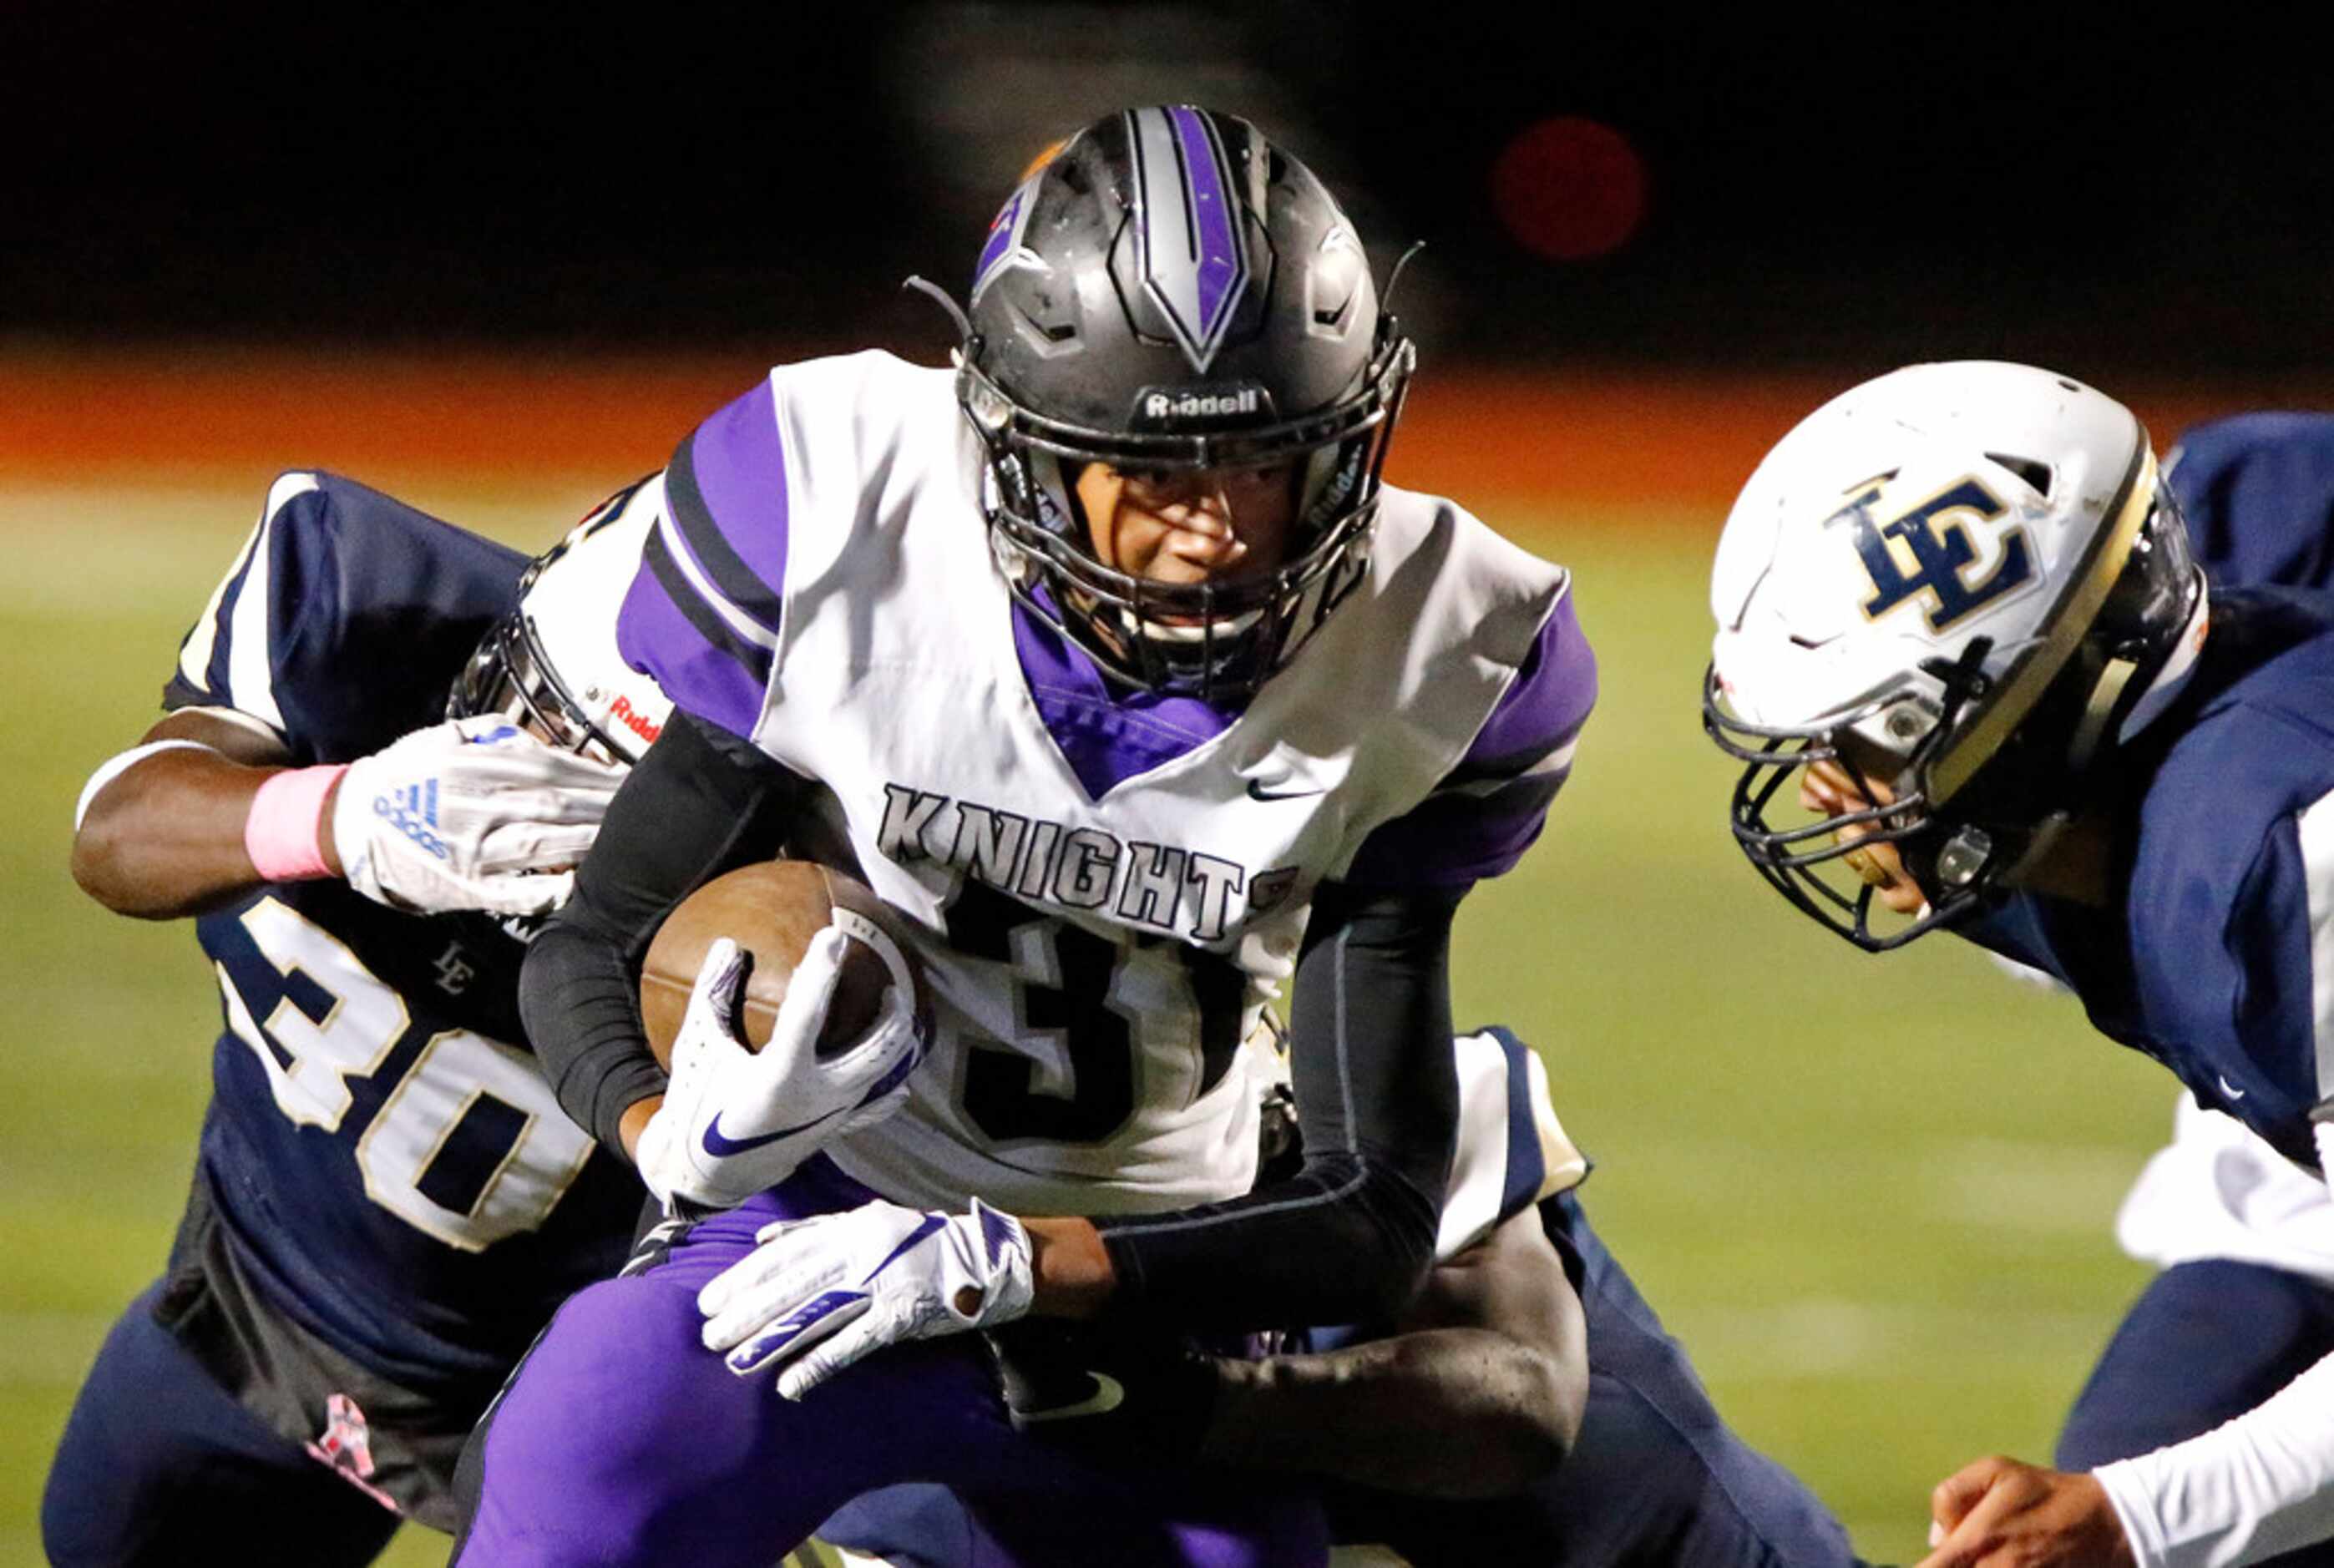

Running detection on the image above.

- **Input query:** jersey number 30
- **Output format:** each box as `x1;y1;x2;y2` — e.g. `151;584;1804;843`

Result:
217;898;594;1252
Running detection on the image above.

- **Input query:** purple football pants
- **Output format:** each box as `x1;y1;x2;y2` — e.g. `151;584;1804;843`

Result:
452;1157;1326;1567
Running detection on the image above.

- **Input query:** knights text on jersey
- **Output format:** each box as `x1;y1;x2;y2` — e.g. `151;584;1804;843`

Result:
165;473;640;1384
617;354;1593;1215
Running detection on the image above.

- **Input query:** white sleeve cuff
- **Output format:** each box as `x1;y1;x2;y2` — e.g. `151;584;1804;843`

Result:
2092;1269;2334;1566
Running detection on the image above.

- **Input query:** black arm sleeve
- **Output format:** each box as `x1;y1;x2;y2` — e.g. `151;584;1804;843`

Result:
519;708;813;1153
1092;881;1463;1331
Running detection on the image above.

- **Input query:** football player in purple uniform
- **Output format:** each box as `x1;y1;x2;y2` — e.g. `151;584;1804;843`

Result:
47;464;1851;1568
1706;363;2334;1567
457;105;1596;1565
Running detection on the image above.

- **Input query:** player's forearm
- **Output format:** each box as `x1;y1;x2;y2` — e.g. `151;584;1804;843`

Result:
1201;1203;1586;1497
1021;1216;1116;1318
2092;1319;2334;1565
1101;1150;1441;1328
1094;883;1460;1328
1206;1327;1575;1498
617;1095;664;1164
521;708;809;1159
72;742;327;919
521;913;668;1157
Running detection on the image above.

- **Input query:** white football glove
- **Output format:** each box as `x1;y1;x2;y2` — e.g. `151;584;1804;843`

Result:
632;922;924;1211
697;1196;1035;1400
332;716;622;916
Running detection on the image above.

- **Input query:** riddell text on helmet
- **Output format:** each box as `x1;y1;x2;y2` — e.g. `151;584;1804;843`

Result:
1142;388;1261;422
606;694;662;746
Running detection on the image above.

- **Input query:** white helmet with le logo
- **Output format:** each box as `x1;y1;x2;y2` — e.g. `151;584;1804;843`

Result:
448;478;676;767
1704;361;2208;948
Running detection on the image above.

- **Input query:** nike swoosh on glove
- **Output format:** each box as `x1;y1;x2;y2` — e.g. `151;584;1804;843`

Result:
332;716;623;916
633;926;924;1211
697;1196;1034;1400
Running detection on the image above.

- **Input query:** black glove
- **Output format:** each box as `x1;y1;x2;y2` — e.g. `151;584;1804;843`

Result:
984;1318;1223;1464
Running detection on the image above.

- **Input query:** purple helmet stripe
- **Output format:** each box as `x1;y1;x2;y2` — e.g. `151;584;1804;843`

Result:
1168;107;1243;337
1128;105;1251;373
972;175;1041;303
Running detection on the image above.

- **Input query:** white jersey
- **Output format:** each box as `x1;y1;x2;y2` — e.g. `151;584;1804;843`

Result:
2114;1095;2334;1287
617;352;1582;1215
1438;1027;1589;1257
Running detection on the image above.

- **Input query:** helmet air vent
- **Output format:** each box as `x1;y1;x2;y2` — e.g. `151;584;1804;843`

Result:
1986;453;2055;498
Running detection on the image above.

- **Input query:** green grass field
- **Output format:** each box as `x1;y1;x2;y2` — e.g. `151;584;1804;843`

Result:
0;478;2176;1565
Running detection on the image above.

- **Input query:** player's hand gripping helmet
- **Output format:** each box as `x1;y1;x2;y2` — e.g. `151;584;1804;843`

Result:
1704;362;2209;949
954;105;1415;702
448;478;676;766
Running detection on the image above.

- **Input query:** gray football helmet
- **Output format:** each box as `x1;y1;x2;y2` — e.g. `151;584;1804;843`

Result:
955;105;1415;702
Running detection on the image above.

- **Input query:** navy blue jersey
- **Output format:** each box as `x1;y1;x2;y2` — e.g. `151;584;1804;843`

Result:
162;473;640;1388
2167;413;2334;594
1962;423;2334;1167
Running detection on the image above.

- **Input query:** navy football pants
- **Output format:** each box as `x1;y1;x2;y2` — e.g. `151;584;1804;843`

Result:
43;1282;402;1568
827;1192;1869;1568
2058;1259;2334;1567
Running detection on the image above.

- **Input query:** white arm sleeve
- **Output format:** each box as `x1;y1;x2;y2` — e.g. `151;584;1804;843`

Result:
2089;1122;2334;1568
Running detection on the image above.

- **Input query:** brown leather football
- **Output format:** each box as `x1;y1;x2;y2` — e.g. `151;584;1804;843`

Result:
639;860;918;1069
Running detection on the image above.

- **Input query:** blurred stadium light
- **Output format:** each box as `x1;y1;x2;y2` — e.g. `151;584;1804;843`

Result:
1491;116;1648;261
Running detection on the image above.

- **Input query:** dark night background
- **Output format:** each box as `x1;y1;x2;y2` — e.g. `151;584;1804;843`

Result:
4;7;2325;379
0;18;2322;1562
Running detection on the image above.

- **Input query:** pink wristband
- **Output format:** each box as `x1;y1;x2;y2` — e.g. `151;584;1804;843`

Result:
244;764;349;882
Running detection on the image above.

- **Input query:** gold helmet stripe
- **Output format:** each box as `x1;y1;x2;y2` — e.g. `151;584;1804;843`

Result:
1928;430;2154;805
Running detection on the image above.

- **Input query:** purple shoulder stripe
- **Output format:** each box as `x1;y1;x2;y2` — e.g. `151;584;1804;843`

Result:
666;380;789;637
1456;591;1596;781
611;380;792;739
1342;593;1593;889
1340;786;1559;890
617;535;771;740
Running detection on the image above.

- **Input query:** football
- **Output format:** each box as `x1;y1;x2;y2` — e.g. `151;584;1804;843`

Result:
639;860;919;1069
